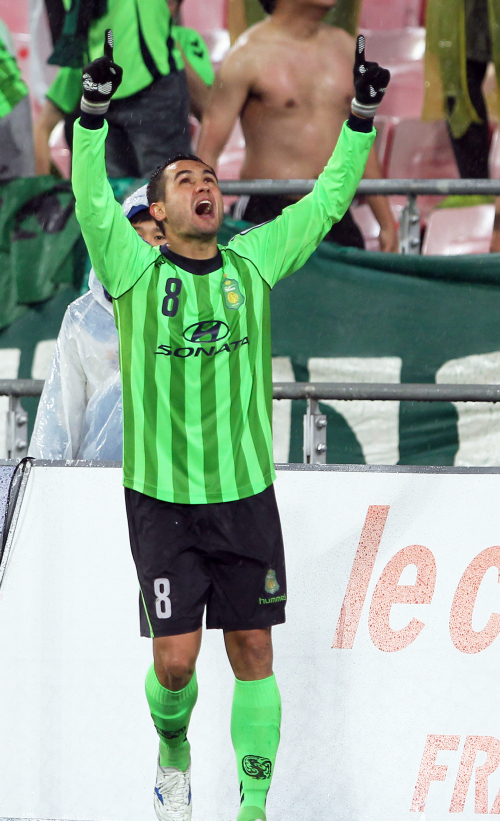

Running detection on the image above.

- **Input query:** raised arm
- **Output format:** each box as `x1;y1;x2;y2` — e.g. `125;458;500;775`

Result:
229;116;376;286
229;36;390;286
72;31;156;297
197;42;253;170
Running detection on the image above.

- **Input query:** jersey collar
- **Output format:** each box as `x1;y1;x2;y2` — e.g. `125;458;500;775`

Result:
160;244;223;276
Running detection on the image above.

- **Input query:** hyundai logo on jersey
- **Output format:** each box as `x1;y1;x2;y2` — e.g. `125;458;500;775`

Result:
183;320;230;344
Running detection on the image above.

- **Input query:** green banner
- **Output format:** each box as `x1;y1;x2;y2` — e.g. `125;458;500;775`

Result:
0;197;498;465
222;221;500;467
0;176;86;324
0;177;86;440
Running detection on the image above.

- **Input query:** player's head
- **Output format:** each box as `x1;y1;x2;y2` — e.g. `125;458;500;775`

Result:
129;208;165;246
258;0;276;12
147;154;224;242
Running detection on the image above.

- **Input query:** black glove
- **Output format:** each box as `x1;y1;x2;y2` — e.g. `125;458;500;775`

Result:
81;29;123;116
351;34;390;119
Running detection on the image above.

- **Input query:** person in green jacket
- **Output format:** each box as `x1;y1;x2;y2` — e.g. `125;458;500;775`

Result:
35;0;214;177
72;29;389;821
0;18;34;179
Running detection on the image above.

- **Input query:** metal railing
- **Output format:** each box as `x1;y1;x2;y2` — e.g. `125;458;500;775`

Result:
4;379;500;465
219;178;500;255
0;381;43;461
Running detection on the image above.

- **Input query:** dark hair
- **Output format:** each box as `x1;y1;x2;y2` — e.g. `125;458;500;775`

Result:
147;153;218;204
258;0;276;12
129;207;155;225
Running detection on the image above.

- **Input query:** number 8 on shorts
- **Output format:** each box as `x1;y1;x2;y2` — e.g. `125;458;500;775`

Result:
154;578;172;618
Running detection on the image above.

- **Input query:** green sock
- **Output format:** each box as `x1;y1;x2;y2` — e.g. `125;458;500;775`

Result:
145;664;198;772
231;674;281;821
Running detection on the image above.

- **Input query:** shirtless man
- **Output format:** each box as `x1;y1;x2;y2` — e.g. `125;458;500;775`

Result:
198;0;398;252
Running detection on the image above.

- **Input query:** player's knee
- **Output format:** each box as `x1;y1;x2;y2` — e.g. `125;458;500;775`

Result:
231;629;273;671
156;658;195;690
154;649;197;690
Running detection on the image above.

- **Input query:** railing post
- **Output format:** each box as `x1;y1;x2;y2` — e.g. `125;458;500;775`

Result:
399;193;421;254
303;398;327;464
6;396;28;460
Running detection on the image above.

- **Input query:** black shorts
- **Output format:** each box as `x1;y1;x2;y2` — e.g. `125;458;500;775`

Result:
125;485;287;637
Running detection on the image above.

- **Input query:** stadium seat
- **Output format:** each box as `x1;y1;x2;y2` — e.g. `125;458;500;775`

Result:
489;127;500;179
374;115;399;176
376;62;425;118
422;205;495;255
182;0;227;32
359;27;425;66
352;202;403;251
359;0;423;29
0;3;29;38
387;118;459;220
202;28;230;67
48;121;71;178
352;204;381;251
388;119;458;180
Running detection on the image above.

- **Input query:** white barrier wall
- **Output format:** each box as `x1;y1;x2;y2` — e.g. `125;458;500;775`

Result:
2;464;500;821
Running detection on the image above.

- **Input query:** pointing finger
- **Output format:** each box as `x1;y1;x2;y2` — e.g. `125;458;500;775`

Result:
355;34;366;70
104;29;114;60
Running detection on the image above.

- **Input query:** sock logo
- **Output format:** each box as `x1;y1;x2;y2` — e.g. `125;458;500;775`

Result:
242;755;272;780
157;725;187;741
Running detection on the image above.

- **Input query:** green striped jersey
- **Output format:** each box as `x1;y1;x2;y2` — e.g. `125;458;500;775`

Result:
73;118;375;503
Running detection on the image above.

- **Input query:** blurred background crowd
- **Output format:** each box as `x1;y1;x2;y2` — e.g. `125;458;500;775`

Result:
3;0;500;253
0;0;500;469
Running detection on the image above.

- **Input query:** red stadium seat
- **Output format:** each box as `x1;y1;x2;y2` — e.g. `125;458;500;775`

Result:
422;205;495;255
388;119;458;180
359;0;423;29
387;118;458;220
48;121;71;178
376;62;425;118
352;202;403;251
0;2;29;37
352;204;382;251
489;127;500;179
202;28;230;68
374;115;399;176
360;27;425;66
181;0;227;32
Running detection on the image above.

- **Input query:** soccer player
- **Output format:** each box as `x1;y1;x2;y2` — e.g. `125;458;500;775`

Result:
72;30;389;821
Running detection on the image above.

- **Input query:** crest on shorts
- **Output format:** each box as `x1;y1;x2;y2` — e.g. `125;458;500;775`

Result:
221;273;245;310
264;569;280;596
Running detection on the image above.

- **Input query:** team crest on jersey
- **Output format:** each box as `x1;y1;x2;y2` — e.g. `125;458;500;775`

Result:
264;569;280;596
221;273;245;310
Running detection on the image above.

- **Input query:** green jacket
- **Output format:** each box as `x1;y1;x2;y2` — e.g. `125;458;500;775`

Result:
47;24;213;114
423;0;500;137
50;0;183;101
0;22;28;119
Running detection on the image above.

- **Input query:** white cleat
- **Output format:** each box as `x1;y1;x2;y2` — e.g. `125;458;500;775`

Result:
153;758;192;821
